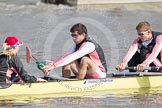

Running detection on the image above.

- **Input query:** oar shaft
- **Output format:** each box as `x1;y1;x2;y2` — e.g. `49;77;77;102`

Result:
124;66;162;71
31;55;39;63
149;67;162;71
124;67;150;70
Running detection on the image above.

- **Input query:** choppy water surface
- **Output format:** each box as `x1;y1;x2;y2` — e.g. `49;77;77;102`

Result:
1;0;162;107
1;89;162;108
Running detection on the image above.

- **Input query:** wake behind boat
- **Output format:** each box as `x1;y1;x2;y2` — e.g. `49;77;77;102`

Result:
1;72;162;96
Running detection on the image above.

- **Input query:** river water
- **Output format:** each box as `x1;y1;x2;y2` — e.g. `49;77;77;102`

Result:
0;0;162;107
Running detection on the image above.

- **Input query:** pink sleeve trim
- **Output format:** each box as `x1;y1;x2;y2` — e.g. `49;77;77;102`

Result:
143;35;162;65
122;38;139;63
52;42;95;68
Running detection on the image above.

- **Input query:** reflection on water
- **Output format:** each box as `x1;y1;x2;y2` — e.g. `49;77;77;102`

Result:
1;94;162;108
1;88;162;108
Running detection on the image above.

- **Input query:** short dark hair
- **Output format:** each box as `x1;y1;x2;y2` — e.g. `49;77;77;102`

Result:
70;23;87;35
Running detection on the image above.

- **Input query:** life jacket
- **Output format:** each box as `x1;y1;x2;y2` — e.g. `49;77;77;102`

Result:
138;31;162;64
0;53;23;83
75;36;107;72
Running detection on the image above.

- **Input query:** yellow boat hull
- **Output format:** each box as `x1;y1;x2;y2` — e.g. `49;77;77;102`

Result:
1;75;162;96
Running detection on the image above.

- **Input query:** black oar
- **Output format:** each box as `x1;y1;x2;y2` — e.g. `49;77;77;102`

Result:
116;66;162;71
112;72;162;77
114;66;162;77
124;66;162;71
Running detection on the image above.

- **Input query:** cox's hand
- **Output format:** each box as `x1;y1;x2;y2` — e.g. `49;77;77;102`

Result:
36;77;47;82
137;64;147;72
116;62;127;72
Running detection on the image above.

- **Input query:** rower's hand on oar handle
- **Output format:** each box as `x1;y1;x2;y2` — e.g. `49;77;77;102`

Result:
36;61;49;75
36;61;46;70
41;63;56;76
136;64;148;72
116;62;127;72
116;67;125;72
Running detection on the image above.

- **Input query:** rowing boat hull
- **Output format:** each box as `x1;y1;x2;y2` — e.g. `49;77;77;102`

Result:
1;75;162;96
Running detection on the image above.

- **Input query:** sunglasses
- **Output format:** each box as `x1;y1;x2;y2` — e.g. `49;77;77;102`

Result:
6;42;21;50
137;31;148;36
138;32;144;36
71;34;80;38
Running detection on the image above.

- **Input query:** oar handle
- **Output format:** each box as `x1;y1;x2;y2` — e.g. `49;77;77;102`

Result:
124;66;162;71
124;67;150;70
